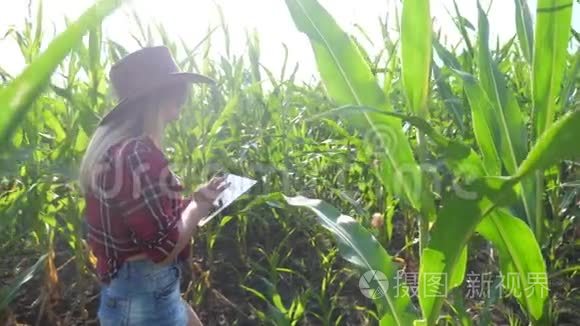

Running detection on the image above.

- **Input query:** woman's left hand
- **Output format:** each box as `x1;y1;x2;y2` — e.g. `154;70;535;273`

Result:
193;176;229;211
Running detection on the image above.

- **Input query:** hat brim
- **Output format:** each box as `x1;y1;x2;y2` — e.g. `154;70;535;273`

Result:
98;72;215;126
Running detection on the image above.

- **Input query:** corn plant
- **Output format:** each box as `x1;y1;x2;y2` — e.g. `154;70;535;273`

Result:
0;0;123;320
284;0;578;324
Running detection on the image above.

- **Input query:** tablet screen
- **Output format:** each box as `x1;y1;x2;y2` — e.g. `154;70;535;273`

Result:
198;174;257;226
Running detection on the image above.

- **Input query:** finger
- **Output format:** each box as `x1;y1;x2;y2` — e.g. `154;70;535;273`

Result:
209;176;226;187
211;179;228;191
210;169;226;179
215;181;231;192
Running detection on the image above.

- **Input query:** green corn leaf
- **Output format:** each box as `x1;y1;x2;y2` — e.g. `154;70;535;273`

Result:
285;0;426;211
0;254;47;312
450;248;468;289
419;109;580;323
311;105;450;149
285;196;417;325
433;38;462;71
439;141;488;182
532;0;572;236
450;68;502;176
284;0;384;107
410;111;577;323
0;0;124;147
427;100;548;319
88;27;101;76
533;0;574;137
43;110;66;142
419;177;519;325
476;209;548;319
312;104;485;182
432;64;465;134
315;106;494;295
477;2;528;172
560;53;580;113
452;0;475;60
322;105;482;174
513;109;580;180
31;0;44;59
209;94;239;136
497;36;517;63
476;3;537;230
514;0;534;64
383;40;399;100
401;0;432;117
417;163;548;322
88;25;102;93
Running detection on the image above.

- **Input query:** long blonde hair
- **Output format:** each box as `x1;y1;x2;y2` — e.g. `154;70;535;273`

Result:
79;84;187;194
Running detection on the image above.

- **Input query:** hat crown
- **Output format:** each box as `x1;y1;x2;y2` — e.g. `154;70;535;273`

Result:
109;46;180;99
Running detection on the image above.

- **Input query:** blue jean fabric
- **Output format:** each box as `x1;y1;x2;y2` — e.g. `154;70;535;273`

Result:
97;260;188;326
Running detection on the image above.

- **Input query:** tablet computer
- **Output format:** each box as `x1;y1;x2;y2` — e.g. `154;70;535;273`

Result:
197;174;257;227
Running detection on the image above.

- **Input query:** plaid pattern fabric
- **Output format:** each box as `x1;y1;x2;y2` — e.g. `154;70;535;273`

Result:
85;136;190;283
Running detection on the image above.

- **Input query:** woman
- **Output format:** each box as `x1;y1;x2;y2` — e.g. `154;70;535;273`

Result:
79;46;225;325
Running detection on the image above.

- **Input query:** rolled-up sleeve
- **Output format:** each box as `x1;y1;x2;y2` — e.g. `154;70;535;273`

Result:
120;139;186;263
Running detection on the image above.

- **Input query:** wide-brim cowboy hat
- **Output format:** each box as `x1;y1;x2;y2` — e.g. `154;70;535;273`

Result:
99;46;214;126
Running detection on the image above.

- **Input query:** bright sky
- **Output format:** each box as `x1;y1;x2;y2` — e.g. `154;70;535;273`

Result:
0;0;579;81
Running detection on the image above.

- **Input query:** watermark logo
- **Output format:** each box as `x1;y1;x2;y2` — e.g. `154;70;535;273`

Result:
359;270;389;299
358;270;548;299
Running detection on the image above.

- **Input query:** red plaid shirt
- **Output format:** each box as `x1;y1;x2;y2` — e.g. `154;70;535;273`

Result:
85;136;190;283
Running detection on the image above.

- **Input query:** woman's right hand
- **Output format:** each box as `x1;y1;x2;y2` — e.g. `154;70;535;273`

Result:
169;176;229;264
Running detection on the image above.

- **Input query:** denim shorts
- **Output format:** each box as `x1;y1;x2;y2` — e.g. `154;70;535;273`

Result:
97;260;188;326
